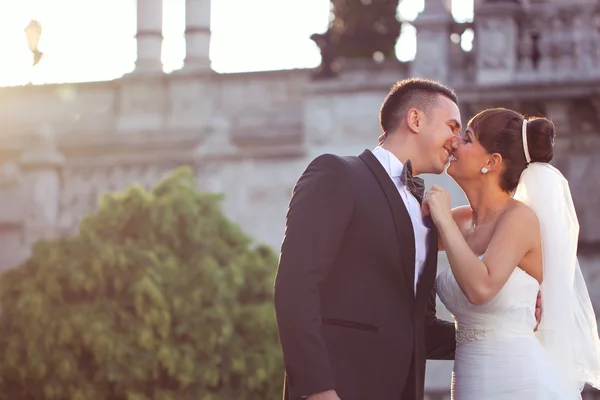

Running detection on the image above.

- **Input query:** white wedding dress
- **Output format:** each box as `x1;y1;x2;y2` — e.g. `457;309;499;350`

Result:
432;146;600;398
436;258;573;399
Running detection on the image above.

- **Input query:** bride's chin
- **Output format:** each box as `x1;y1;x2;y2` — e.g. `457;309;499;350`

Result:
446;163;457;178
446;165;465;184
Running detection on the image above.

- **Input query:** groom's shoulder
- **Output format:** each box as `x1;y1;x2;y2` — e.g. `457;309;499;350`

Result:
307;152;360;171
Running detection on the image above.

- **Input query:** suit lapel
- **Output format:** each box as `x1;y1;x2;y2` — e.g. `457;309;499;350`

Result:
359;149;416;295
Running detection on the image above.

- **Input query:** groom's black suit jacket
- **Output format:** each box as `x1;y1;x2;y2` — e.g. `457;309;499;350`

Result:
274;150;456;400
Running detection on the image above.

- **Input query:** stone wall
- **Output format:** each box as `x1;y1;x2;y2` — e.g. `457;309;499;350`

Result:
1;61;599;256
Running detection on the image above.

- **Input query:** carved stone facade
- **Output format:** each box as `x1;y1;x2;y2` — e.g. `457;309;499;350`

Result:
0;0;599;394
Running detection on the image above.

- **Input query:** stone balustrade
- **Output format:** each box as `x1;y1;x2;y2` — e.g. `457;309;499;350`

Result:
516;3;600;83
413;0;600;87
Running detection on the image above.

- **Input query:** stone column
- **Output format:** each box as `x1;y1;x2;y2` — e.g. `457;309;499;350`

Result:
19;125;65;252
182;0;212;72
474;1;521;85
134;0;164;74
410;0;452;84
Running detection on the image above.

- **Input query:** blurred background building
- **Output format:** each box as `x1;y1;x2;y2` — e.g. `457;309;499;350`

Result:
0;0;599;396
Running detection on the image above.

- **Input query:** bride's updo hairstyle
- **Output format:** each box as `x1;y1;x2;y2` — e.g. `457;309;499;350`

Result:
468;108;555;193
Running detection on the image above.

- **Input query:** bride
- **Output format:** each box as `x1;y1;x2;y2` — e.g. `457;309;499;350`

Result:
423;108;600;399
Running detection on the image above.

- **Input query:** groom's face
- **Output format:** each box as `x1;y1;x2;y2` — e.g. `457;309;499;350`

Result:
417;95;462;174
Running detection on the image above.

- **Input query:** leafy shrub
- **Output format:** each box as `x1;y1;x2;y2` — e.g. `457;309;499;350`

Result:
0;167;282;400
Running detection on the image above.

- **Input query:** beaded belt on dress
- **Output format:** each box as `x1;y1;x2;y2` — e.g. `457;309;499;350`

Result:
455;326;493;345
455;324;535;345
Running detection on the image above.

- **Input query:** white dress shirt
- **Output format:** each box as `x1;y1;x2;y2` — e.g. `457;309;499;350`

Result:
372;146;430;295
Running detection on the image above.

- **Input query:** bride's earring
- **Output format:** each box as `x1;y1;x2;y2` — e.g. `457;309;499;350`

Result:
481;167;489;174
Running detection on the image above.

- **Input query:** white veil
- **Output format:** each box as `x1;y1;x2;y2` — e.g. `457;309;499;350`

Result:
513;161;600;395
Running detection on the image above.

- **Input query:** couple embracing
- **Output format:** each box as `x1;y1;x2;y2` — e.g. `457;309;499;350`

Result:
274;78;600;399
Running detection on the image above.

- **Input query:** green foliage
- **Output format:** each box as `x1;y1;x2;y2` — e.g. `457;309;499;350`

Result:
0;167;282;400
330;0;401;60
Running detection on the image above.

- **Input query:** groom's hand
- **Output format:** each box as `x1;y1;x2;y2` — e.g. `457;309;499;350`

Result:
534;290;543;331
307;390;341;400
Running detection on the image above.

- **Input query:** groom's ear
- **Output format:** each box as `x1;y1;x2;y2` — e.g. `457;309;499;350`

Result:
406;108;422;134
487;153;503;171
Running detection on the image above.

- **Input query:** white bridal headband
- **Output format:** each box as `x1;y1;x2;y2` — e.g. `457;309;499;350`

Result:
522;119;531;164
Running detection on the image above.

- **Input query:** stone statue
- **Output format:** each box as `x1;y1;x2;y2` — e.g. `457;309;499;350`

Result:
310;29;339;80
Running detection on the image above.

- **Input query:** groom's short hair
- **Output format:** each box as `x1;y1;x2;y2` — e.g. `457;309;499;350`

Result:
379;78;458;134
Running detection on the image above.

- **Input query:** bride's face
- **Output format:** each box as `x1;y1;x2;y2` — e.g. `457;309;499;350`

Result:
446;126;490;180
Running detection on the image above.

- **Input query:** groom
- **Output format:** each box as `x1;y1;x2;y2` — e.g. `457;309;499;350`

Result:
274;78;461;400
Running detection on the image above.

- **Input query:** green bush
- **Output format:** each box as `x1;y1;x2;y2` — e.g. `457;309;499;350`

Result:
0;167;283;400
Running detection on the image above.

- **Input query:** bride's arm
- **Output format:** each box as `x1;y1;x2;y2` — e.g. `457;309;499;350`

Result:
424;186;538;305
437;205;471;251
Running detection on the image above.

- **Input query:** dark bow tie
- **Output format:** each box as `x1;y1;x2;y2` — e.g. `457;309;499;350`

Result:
400;160;425;203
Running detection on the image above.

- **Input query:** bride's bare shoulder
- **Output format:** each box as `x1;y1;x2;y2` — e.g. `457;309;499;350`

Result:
499;200;540;234
506;200;538;219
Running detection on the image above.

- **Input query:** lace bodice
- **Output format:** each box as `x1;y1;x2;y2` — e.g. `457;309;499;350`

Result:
436;261;540;344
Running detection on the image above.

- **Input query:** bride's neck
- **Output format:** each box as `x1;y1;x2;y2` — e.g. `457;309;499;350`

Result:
463;181;511;222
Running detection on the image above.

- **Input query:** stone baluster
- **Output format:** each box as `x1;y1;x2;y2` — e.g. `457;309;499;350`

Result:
536;21;553;80
573;8;596;76
554;16;575;80
474;0;521;85
593;11;600;76
134;0;164;74
587;9;600;76
181;0;212;73
411;0;452;84
19;124;65;251
516;28;535;82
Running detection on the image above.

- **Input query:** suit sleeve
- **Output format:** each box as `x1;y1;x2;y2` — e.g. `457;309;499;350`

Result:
425;286;456;360
274;154;354;399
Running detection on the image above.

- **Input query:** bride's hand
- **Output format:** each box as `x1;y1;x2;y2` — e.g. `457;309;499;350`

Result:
422;185;453;228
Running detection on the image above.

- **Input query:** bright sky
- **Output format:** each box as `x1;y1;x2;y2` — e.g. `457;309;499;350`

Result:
0;0;473;86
